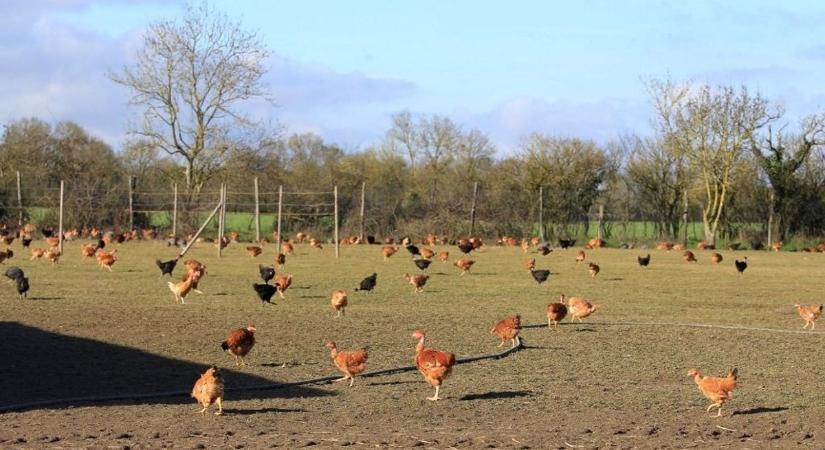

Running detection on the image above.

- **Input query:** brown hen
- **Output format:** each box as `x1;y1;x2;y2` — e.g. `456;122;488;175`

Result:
412;330;456;401
221;324;256;366
490;315;521;348
191;366;224;415
325;341;368;387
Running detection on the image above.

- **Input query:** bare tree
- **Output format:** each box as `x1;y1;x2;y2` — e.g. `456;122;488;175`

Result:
112;1;271;208
648;78;779;245
454;128;495;182
419;115;460;206
624;134;690;239
386;110;419;171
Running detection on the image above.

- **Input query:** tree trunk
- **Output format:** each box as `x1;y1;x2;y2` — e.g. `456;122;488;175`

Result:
702;205;716;246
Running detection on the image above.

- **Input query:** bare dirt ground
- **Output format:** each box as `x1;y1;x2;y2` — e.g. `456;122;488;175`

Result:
1;241;823;448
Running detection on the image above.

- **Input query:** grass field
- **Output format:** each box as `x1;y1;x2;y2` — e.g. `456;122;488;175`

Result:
1;240;824;448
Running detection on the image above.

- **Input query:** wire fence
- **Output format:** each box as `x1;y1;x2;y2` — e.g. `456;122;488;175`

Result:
1;177;774;247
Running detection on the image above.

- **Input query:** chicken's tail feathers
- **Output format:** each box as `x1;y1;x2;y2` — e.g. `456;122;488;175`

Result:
220;341;229;351
728;367;738;380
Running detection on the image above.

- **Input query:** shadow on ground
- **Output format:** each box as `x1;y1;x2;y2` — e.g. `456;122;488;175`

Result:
0;321;330;412
460;390;532;401
734;406;788;415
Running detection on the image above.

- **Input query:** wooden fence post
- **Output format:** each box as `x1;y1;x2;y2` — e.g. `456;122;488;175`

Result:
538;186;544;241
469;181;478;236
276;185;283;248
217;184;226;257
172;183;178;239
682;191;688;247
58;180;64;254
16;171;23;227
359;181;365;244
254;177;260;243
767;189;775;248
128;176;134;231
334;185;339;259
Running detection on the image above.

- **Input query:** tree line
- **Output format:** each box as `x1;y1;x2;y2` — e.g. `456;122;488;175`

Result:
2;104;825;247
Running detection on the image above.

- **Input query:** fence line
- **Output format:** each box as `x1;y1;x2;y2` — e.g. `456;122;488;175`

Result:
2;177;777;246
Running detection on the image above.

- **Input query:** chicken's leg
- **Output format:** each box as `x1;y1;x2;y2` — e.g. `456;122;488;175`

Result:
428;385;441;401
349;377;355;387
706;402;722;414
215;397;223;415
812;321;816;330
497;340;505;348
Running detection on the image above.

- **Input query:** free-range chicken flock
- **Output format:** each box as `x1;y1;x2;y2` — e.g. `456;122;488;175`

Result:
2;225;824;417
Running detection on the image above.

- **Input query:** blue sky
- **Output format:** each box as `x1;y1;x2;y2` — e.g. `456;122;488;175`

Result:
2;1;825;153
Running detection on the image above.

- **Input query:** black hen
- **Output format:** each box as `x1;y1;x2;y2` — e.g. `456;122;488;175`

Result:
406;244;420;257
537;245;551;256
531;269;550;284
458;242;474;254
414;259;432;270
259;264;276;284
16;276;29;298
41;228;54;238
356;273;377;292
557;239;576;249
155;258;178;277
637;254;651;267
734;257;748;274
96;239;106;250
21;236;32;248
252;283;277;305
4;266;23;281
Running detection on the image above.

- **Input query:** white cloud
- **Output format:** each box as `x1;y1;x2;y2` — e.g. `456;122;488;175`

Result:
0;2;417;150
266;55;416;111
454;97;652;154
